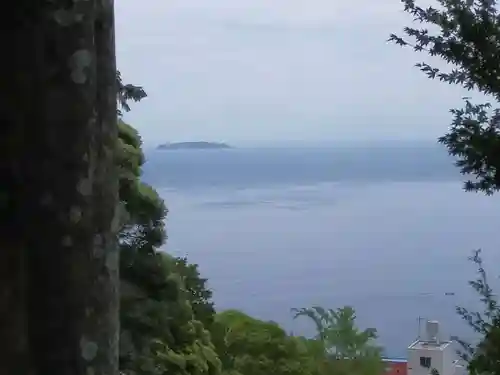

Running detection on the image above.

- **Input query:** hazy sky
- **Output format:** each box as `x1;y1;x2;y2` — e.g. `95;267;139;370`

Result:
115;0;485;145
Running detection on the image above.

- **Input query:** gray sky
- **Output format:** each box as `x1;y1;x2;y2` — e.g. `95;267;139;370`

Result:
115;0;485;146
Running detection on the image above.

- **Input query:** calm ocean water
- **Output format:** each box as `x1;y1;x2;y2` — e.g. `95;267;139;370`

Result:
142;142;500;358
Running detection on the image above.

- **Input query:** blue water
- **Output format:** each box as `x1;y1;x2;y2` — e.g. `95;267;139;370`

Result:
142;142;500;358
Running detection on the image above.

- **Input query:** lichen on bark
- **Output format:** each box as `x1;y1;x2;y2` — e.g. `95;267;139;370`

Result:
69;49;93;84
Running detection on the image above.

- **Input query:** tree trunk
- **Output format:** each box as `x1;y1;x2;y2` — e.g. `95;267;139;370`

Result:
1;0;119;374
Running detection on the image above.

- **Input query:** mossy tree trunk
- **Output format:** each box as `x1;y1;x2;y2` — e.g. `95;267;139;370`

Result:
1;0;119;374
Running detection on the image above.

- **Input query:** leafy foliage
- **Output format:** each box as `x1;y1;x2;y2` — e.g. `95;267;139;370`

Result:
116;120;166;250
292;306;385;375
455;250;500;375
172;257;216;328
117;71;147;116
116;74;221;375
212;310;316;375
120;250;221;375
389;0;500;195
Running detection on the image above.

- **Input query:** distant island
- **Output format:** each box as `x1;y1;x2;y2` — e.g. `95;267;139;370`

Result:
156;141;232;150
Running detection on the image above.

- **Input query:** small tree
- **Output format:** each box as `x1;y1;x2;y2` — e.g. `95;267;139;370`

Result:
292;306;385;375
212;310;313;375
455;250;500;375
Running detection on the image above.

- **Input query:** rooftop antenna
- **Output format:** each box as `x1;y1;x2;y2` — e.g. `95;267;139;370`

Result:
417;316;425;340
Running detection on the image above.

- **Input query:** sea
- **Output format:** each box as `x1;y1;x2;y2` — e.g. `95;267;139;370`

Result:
141;141;500;358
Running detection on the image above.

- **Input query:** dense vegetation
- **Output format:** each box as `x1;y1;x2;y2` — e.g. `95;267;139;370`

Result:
390;0;500;374
116;80;220;375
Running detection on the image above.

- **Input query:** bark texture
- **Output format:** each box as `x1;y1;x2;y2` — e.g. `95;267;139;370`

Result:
1;0;119;374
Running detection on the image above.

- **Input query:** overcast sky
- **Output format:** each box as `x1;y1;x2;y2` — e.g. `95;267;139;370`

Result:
115;0;485;146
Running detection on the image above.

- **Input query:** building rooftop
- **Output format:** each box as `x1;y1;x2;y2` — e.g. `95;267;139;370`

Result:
384;359;408;375
383;359;408;363
408;339;452;351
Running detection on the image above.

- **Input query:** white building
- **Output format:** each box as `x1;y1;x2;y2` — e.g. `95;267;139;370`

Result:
406;320;467;375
